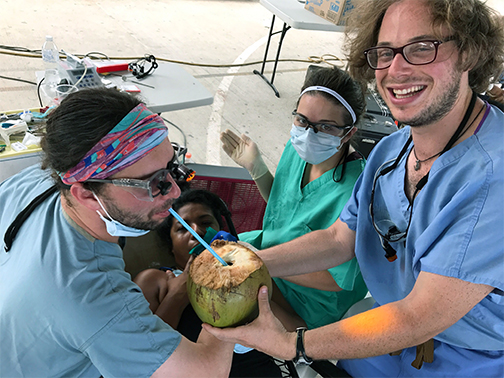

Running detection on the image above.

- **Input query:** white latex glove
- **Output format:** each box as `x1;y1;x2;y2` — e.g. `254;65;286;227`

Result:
221;129;269;180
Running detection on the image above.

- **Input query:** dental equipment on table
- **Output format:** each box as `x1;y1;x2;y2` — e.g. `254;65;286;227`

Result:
0;107;53;150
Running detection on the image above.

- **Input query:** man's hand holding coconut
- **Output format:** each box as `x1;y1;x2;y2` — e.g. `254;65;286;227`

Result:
188;240;298;360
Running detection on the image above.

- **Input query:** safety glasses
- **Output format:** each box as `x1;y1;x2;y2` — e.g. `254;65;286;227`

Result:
292;111;352;137
87;142;195;202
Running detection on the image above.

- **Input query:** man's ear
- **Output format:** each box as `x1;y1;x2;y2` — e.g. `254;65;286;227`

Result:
69;183;100;211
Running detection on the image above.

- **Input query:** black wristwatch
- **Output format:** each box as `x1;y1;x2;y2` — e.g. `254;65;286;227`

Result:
293;327;313;365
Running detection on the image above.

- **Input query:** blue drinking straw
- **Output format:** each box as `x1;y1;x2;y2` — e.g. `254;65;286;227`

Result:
169;208;228;266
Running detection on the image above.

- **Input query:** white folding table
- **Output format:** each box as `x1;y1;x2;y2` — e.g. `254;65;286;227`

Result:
255;0;345;97
1;62;214;183
104;62;213;113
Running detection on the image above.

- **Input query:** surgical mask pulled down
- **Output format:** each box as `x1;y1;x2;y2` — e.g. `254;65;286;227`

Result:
290;124;346;165
93;192;150;237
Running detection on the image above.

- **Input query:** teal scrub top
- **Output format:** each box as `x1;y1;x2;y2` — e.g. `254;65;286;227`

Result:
0;165;181;378
241;141;368;329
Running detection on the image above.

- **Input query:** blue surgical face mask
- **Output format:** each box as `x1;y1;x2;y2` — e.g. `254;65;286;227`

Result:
93;193;150;238
290;124;343;165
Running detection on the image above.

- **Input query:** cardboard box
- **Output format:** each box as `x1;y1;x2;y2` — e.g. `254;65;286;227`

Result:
304;0;360;26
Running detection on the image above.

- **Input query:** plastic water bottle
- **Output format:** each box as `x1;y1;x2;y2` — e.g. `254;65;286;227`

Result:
41;35;59;71
41;36;61;104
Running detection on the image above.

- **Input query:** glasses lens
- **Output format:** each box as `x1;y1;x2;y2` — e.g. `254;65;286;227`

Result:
404;41;436;65
293;112;348;136
318;124;350;137
367;47;392;69
374;218;406;242
111;178;152;201
293;113;307;128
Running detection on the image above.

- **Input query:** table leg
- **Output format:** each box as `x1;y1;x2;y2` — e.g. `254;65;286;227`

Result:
256;15;276;76
253;15;291;98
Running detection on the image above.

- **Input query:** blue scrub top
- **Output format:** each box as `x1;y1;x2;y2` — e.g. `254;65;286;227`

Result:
340;104;504;352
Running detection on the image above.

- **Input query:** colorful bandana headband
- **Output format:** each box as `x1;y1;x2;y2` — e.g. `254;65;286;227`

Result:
60;103;168;185
299;85;357;124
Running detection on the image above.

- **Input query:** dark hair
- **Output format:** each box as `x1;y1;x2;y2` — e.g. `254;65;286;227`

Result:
299;65;366;126
40;87;142;191
156;189;234;248
344;0;504;94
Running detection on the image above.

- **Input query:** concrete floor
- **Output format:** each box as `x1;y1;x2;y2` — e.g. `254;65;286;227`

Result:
0;0;349;174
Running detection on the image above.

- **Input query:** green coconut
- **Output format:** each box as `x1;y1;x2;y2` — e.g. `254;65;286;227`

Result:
187;240;272;328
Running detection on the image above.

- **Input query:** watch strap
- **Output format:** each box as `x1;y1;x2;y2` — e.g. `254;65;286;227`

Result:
294;327;313;365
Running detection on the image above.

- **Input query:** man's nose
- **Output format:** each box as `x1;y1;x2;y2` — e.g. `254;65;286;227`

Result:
387;51;412;75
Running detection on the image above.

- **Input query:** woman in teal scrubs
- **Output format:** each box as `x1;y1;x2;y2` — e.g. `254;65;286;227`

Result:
221;66;369;329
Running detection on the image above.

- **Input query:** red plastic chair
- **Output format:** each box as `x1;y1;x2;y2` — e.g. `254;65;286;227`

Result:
186;163;267;234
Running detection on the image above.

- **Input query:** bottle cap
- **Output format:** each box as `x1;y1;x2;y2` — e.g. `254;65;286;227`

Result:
46;35;53;41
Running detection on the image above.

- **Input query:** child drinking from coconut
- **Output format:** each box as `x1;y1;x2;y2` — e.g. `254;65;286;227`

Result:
220;65;369;330
134;189;305;378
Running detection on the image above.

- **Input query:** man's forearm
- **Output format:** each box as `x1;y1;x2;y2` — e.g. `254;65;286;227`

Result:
303;301;429;360
280;270;343;291
287;273;494;361
257;219;355;277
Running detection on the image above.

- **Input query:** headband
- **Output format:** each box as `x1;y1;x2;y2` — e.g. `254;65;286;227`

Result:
60;103;168;184
300;86;357;124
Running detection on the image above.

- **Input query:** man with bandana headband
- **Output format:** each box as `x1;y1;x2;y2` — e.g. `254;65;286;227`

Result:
0;88;234;377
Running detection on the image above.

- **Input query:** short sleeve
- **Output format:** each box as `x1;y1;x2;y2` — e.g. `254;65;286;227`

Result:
339;173;364;232
83;294;181;378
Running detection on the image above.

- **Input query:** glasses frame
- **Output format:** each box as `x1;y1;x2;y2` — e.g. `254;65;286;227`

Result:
292;111;352;136
363;36;456;70
87;169;175;202
86;142;194;202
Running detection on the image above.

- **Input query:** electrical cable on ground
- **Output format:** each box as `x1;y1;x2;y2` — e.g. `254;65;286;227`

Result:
0;75;37;85
162;116;188;155
0;44;346;69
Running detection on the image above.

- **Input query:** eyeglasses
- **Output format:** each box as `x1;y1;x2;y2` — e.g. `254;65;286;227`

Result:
369;136;414;262
87;169;175;202
292;111;352;137
86;143;195;202
363;37;456;70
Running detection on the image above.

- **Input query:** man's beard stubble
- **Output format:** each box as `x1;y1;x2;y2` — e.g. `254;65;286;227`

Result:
103;197;173;231
407;71;461;127
376;66;463;128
